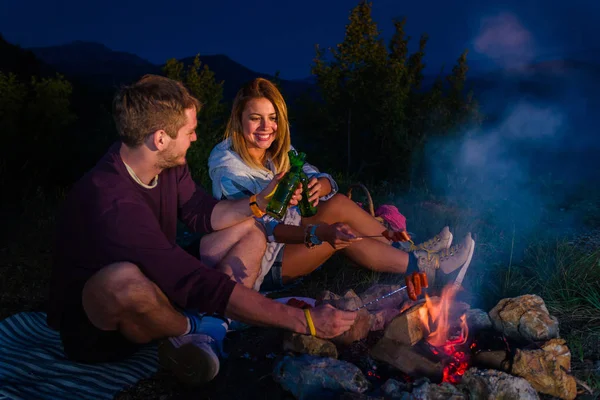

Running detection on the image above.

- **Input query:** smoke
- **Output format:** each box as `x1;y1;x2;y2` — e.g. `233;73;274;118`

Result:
473;13;535;69
423;11;600;251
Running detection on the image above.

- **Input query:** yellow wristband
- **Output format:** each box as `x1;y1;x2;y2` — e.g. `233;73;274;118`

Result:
264;183;278;200
304;308;316;336
249;194;265;217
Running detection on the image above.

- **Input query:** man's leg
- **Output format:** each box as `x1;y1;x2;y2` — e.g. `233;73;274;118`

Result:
79;262;230;385
81;262;187;344
199;218;267;289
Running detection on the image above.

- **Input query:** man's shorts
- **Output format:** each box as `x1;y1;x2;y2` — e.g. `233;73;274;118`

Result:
59;283;142;363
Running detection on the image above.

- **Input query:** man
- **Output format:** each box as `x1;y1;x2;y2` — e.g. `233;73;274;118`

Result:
47;74;357;386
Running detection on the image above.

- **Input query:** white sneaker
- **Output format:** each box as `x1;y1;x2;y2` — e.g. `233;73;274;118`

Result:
158;334;221;386
410;226;453;253
413;233;475;287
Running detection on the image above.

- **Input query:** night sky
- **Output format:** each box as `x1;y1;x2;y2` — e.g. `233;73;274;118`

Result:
2;0;599;79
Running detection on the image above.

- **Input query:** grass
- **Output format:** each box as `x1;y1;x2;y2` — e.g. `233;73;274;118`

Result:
1;179;600;398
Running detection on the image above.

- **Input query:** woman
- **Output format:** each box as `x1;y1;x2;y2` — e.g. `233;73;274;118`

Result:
208;78;475;292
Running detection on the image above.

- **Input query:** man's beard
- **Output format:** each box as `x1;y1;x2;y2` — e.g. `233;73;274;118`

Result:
156;147;186;169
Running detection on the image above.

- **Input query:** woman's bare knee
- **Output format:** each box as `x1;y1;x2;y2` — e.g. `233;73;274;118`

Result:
200;218;266;267
82;262;163;330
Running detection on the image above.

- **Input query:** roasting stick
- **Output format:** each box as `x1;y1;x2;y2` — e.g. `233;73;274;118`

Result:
352;285;408;311
352;272;428;311
356;230;413;241
355;235;387;238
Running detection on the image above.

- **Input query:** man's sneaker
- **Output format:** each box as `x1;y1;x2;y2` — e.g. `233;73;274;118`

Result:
413;233;475;287
410;226;453;253
158;334;221;386
227;320;251;332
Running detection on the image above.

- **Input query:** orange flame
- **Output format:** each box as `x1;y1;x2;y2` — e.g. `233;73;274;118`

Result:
418;284;468;346
418;284;470;383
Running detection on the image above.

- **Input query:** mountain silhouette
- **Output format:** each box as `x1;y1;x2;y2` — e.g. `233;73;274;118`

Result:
27;40;313;101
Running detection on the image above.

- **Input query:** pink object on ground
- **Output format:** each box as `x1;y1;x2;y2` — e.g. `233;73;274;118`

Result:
374;205;407;232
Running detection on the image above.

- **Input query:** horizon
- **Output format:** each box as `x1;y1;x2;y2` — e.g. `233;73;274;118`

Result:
8;37;600;83
2;0;599;80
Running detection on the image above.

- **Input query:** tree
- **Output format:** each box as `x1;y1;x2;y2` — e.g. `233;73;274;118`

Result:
0;72;76;197
305;1;481;185
163;55;225;188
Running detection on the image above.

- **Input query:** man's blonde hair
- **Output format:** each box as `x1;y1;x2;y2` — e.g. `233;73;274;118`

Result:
113;74;202;147
224;78;291;173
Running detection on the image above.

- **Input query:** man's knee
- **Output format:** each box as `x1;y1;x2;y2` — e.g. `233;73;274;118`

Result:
82;262;163;325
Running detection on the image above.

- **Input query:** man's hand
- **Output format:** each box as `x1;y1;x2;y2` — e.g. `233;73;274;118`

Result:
256;172;302;211
316;223;362;249
308;304;357;338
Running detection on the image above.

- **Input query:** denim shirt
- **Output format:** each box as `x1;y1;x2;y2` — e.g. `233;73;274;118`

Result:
207;138;338;290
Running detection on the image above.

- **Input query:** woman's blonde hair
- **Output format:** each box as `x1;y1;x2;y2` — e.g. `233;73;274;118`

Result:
224;78;291;173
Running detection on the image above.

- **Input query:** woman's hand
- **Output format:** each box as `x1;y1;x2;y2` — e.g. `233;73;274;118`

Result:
257;172;302;210
306;177;332;206
306;177;321;206
316;223;362;250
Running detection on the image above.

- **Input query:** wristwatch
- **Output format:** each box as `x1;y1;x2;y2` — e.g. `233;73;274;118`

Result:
305;224;323;248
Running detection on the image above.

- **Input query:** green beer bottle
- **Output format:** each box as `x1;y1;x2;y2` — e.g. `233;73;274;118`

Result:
298;169;318;218
265;150;304;220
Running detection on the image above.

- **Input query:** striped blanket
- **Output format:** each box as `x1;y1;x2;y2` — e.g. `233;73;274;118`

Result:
0;312;159;400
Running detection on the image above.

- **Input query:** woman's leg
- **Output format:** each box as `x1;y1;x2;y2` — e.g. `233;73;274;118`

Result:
280;194;410;283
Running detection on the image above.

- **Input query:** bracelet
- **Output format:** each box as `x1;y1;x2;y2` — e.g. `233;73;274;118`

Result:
249;194;265;217
309;224;322;245
304;224;316;249
304;309;316;336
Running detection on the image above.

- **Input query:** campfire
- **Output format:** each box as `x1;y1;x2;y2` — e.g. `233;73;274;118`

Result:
419;284;471;384
275;283;582;400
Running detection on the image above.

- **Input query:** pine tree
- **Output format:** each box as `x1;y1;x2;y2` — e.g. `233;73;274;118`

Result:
163;55;225;187
307;1;481;184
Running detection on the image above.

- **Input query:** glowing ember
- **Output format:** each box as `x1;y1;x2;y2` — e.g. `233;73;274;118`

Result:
418;284;471;383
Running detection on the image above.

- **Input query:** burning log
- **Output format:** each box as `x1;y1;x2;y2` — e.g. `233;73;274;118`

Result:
471;350;511;372
369;336;443;381
382;301;427;346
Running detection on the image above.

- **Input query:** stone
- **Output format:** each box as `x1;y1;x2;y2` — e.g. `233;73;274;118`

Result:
272;354;370;400
511;338;577;400
315;289;371;345
460;367;539;400
383;302;427;346
339;393;384;400
358;284;408;311
369;308;400;331
370;336;442;381
411;380;468;400
466;308;492;333
380;378;410;399
282;332;338;358
317;289;363;311
489;295;559;342
331;308;371;346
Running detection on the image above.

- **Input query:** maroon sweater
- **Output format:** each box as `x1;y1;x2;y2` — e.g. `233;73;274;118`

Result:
47;143;236;329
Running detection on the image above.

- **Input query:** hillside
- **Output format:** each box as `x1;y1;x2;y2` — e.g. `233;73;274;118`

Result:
27;41;313;100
